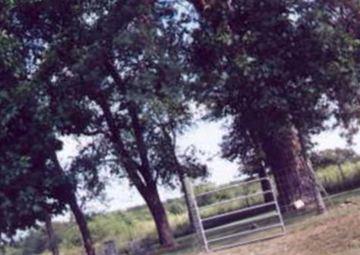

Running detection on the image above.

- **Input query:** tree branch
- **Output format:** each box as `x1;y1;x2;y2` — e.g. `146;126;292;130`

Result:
95;96;147;192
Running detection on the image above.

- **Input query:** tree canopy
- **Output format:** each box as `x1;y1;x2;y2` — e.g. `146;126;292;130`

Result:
311;148;360;169
190;0;360;157
0;24;66;240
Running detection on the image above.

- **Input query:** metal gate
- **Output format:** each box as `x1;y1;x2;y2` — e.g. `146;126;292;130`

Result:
185;177;286;252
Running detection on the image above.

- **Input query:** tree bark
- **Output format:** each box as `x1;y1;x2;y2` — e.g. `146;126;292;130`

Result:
45;214;60;255
100;61;177;248
179;172;195;231
259;125;325;212
51;152;96;255
299;134;327;214
256;166;274;203
128;103;176;247
140;182;176;247
306;159;327;214
337;163;346;183
68;193;96;255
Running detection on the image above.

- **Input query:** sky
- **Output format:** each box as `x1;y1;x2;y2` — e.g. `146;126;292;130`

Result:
57;120;360;215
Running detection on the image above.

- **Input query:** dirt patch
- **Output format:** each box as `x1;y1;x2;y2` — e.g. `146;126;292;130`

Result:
213;199;360;255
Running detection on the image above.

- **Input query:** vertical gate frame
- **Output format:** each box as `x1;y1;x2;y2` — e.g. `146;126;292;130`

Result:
183;177;286;252
183;176;209;252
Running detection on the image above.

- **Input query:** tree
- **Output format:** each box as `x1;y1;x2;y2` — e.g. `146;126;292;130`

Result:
18;0;198;247
311;148;359;169
1;3;100;254
0;11;67;242
222;119;273;203
44;214;60;255
2;0;204;247
0;69;97;255
0;92;67;248
187;0;360;212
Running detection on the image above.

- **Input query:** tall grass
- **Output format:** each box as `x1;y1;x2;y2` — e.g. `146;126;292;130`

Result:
317;161;360;194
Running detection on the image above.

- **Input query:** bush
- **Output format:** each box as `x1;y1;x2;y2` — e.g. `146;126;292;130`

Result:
167;201;186;215
19;230;47;255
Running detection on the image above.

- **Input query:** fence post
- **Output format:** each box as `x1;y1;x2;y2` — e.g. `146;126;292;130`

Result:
269;178;286;234
182;176;209;252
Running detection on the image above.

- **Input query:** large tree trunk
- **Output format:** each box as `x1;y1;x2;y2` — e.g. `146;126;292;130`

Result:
128;103;176;248
68;194;96;255
45;214;59;255
259;125;325;212
306;159;327;214
139;182;176;248
97;98;176;249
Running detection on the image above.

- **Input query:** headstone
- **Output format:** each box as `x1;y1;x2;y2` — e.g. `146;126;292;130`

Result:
294;199;305;210
129;239;147;255
103;240;118;255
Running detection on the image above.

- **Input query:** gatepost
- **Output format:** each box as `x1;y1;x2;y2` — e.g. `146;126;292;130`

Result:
182;176;209;252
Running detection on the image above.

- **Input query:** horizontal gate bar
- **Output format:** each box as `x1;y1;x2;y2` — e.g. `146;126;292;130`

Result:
202;201;276;223
199;190;273;210
196;177;270;198
207;222;283;244
204;211;279;235
211;232;286;252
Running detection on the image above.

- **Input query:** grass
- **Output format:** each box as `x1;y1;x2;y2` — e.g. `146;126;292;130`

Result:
166;191;360;255
217;194;360;255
